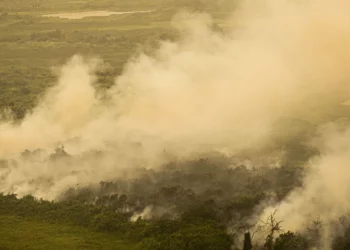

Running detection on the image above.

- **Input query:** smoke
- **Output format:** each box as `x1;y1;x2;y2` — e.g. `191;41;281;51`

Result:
2;0;350;246
256;120;350;248
130;205;176;222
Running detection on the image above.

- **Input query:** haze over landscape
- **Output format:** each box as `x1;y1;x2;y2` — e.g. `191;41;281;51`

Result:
1;0;350;249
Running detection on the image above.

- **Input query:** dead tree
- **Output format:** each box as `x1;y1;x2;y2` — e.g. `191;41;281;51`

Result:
243;231;253;250
260;210;283;250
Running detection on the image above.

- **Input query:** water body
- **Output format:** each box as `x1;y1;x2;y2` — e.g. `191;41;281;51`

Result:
42;10;153;20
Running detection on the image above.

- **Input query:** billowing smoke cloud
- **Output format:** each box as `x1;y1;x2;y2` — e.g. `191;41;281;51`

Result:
256;120;350;248
1;0;350;245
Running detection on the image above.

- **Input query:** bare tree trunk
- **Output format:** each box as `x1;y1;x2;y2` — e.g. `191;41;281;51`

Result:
243;232;253;250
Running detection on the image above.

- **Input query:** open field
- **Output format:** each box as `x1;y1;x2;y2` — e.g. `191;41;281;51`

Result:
0;215;134;250
0;4;174;118
0;0;233;119
0;0;348;123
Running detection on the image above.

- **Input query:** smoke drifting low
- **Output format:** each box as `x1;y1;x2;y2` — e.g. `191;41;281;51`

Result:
1;0;350;246
256;121;350;248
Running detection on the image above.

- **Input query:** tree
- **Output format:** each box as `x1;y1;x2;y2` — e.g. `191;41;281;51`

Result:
243;232;253;250
274;231;308;250
259;210;283;250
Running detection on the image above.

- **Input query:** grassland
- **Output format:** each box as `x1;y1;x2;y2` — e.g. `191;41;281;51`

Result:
0;0;233;119
0;215;134;250
1;0;348;123
0;7;172;118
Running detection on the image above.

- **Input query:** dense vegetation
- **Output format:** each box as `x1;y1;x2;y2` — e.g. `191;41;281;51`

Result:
3;154;350;249
0;157;304;249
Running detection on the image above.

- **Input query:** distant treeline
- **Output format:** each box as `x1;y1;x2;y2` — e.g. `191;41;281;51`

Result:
0;0;236;12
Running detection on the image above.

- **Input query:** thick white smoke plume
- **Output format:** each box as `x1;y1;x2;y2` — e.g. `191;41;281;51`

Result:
256;121;350;248
1;0;350;245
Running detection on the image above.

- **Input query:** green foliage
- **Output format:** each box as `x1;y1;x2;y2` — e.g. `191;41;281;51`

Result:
0;192;232;250
135;223;231;250
0;154;319;249
0;0;187;118
0;215;133;249
274;231;309;250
